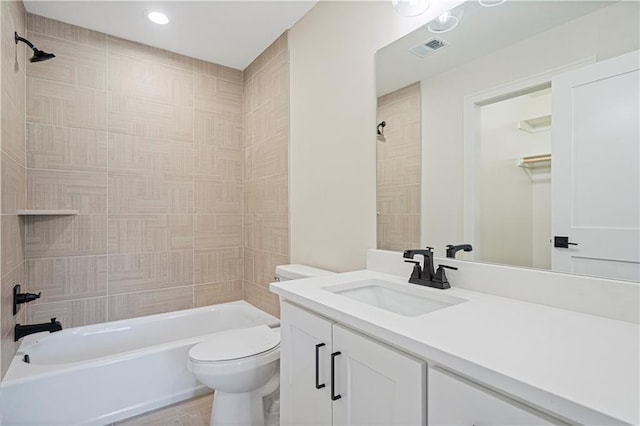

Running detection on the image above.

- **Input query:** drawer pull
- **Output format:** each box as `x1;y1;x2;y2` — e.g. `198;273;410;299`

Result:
315;343;326;389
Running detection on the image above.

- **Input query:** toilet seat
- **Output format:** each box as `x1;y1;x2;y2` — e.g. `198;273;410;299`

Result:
189;325;280;364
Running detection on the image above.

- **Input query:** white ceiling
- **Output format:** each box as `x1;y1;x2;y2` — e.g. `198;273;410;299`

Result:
24;1;318;70
376;1;614;96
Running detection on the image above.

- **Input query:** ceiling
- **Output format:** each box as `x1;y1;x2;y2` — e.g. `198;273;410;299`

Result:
24;1;318;70
376;1;614;96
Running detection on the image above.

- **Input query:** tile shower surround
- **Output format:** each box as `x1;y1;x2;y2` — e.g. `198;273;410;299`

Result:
376;83;421;251
0;10;289;378
1;0;28;379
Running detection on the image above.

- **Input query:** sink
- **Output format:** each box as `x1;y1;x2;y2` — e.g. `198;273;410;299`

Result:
325;279;466;316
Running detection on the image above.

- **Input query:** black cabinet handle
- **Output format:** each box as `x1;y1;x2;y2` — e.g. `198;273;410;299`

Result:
331;351;342;401
315;343;326;389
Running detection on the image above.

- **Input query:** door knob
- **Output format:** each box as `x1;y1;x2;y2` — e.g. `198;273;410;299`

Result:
554;236;578;248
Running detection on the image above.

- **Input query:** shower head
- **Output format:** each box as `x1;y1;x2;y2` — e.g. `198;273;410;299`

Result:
30;49;56;63
377;121;386;142
14;32;56;63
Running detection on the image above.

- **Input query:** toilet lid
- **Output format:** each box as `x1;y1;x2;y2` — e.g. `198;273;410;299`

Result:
189;325;280;362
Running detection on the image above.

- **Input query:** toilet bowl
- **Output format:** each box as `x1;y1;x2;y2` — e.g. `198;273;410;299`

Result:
188;264;335;426
188;325;281;426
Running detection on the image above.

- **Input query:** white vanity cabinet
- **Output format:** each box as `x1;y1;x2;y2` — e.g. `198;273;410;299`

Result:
428;367;564;425
280;301;426;426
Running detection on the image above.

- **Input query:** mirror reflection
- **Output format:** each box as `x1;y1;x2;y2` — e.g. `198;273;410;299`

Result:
376;0;639;281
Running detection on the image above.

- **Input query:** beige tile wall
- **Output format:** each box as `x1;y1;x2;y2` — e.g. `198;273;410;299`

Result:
242;33;289;317
376;83;421;251
22;14;245;328
0;11;290;385
0;0;27;379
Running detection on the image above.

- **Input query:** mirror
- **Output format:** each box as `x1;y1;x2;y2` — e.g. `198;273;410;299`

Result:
376;0;639;281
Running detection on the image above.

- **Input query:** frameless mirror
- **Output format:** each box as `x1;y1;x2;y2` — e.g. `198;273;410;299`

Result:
376;0;639;281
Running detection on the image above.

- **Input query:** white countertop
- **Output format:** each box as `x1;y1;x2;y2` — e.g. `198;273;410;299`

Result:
270;270;639;425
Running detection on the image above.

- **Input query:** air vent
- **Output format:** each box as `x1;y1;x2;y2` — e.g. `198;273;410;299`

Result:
409;37;449;57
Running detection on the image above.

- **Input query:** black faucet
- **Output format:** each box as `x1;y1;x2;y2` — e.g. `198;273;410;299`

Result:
15;318;62;341
403;248;457;290
446;244;472;259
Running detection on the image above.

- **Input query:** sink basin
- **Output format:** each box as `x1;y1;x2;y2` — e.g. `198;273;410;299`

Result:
325;279;466;316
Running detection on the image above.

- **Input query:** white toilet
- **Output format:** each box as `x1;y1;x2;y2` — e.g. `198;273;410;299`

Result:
187;264;334;426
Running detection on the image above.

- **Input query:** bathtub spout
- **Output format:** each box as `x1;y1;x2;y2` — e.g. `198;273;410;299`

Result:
15;318;62;341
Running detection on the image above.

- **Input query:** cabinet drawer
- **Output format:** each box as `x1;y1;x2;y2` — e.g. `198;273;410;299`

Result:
428;367;565;425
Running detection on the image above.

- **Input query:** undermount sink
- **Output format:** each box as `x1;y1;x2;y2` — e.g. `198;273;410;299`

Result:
325;279;466;316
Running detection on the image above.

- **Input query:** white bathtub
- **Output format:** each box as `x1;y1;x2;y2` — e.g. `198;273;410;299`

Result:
1;301;279;425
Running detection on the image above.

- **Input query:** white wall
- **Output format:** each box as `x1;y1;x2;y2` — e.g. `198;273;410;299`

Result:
420;1;640;258
288;0;464;272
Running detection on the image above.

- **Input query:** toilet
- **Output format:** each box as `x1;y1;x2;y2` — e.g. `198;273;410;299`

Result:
187;264;334;426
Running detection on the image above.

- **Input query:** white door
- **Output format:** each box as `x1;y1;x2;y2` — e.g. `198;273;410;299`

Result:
551;50;640;281
332;325;425;426
280;302;333;426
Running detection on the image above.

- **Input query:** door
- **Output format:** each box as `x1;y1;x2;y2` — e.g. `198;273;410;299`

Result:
332;325;425;426
428;367;562;425
280;302;333;426
551;50;640;281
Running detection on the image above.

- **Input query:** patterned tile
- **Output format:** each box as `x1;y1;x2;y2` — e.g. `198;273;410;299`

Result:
108;251;193;294
107;287;193;321
25;215;108;259
27;169;108;214
27;124;108;172
26;255;107;302
109;215;193;254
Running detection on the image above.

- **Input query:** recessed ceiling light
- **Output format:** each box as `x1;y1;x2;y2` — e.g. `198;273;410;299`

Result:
148;11;169;25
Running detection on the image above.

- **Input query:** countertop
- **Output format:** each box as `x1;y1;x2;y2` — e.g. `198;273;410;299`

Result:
270;270;639;425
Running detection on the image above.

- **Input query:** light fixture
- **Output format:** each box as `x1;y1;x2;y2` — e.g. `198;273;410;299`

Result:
391;0;430;17
427;8;463;34
479;0;506;7
148;11;169;25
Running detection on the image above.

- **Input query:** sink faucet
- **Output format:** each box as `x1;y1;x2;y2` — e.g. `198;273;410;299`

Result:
403;247;457;290
15;318;62;341
445;244;473;259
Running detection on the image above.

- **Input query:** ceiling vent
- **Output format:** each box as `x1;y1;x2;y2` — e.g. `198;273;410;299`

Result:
409;37;449;57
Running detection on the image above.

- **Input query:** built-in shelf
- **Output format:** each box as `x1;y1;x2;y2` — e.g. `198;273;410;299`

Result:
17;210;79;216
517;114;551;133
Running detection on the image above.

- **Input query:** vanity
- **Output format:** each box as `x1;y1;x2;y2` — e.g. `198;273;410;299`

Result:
270;253;639;426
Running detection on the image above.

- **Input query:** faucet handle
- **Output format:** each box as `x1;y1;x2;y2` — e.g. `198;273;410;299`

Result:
438;264;458;271
50;317;57;323
404;260;422;281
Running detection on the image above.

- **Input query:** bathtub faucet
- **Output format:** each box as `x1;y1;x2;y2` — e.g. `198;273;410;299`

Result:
15;318;62;341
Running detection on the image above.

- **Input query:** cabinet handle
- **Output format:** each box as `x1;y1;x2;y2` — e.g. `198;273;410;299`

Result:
331;351;342;401
315;343;326;389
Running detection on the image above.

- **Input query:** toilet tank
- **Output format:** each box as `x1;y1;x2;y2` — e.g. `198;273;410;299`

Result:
275;264;335;281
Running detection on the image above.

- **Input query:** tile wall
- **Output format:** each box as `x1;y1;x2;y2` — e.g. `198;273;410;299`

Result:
376;83;421;251
0;11;290;380
22;14;245;327
242;33;289;317
0;0;27;378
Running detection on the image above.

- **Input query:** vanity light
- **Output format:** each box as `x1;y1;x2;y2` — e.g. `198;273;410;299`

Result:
479;0;506;7
391;0;430;17
148;11;169;25
427;9;461;33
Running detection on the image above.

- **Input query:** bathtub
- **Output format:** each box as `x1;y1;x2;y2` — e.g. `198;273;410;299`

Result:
1;301;279;425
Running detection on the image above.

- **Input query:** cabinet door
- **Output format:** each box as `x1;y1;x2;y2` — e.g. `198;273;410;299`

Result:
428;367;563;425
280;302;333;426
332;324;426;426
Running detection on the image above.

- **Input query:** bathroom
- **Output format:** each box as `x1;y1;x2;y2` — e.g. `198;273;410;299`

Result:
0;0;638;425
